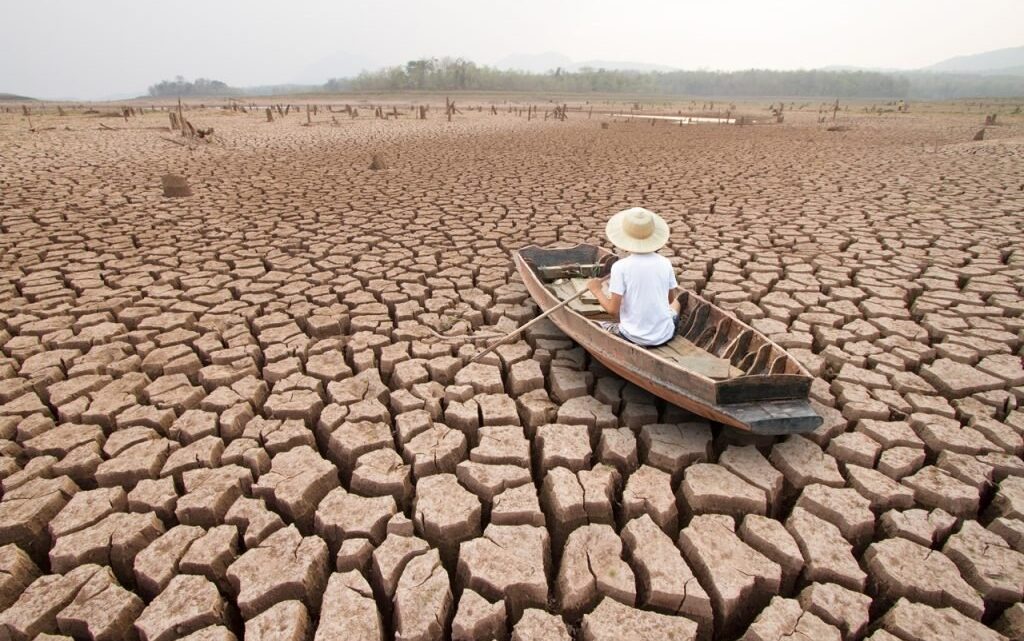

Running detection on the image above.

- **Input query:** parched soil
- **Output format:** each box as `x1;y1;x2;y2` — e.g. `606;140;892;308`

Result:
0;99;1022;641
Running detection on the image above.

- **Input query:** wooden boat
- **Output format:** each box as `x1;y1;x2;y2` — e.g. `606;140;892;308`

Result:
515;244;823;435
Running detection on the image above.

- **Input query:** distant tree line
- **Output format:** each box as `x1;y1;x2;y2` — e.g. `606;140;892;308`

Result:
325;57;1023;99
148;76;241;97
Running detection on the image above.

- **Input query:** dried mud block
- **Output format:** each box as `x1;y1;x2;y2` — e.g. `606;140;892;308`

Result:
491;483;545;527
314;571;383;641
738;515;804;594
639;423;711;486
994;602;1024;641
456;461;532;502
942;520;1024;606
134;574;227;641
179;524;239;590
876;444;925;479
50;511;164;586
901;465;980;518
581;597;699;641
0;543;40;611
49;486;127;539
315;486;396;551
335;537;374;573
878;508;955;548
0;475;79;562
133;524;205;599
989;517;1024;554
245;600;309;641
793;484;875;548
510;609;570;641
557;396;617;438
855;419;924;450
127;476;178;522
393;548;452;641
618;464;675;532
677;515;781;639
597;427;638;475
226;525;329;618
55;565;144;641
797;582;872;641
845;464;915;511
161;174;191;197
161;435;224;481
864;537;984;619
395;409;432;445
350;448;413;509
718;445;784;515
880;598;1004;641
242;417;316;455
621;515;711;637
988;476;1024;520
920;358;1003;398
224;495;285;548
472;424;530;467
327;420;392;481
0;565;107;641
549;367;592;404
458;524;550;620
621;402;659;432
508;359;544;397
452;588;506;641
770;435;844;494
679;463;767;522
556;524;636;619
785;507;866;592
176;465;252;528
536;423;592;473
402;423;468;477
23;422;104;459
516;389;558;436
739;596;840;641
413;473;482;566
253;445;339;532
826;431;881;468
455;363;504;395
578;464;618;525
541;466;587;553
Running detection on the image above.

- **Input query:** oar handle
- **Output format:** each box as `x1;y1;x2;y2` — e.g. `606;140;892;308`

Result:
469;286;591;364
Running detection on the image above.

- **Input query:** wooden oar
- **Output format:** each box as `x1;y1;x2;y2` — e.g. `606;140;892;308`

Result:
470;286;592;364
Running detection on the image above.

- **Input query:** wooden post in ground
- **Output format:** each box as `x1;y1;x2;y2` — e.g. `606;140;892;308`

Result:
177;98;185;137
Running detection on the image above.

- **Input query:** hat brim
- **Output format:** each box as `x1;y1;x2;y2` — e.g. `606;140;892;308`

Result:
605;209;670;253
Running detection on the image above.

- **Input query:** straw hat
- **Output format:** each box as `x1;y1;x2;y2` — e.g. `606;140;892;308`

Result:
605;207;670;253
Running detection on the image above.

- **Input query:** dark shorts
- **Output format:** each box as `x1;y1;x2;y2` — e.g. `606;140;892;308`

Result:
600;315;678;347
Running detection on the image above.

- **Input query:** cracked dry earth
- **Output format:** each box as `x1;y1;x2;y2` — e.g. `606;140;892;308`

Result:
0;102;1023;641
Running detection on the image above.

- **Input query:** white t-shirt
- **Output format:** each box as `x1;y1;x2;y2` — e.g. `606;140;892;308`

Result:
608;252;679;346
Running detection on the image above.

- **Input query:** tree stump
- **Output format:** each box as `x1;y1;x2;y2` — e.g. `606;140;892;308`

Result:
369;154;388;171
161;174;192;198
266;108;273;122
973;128;985;141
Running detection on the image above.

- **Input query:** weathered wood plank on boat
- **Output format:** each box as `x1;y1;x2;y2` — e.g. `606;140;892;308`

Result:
516;243;823;434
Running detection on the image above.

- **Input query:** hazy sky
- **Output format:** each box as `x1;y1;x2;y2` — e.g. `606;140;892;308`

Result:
1;0;1019;99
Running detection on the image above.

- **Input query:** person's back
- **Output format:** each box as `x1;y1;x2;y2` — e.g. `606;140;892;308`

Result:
587;207;680;347
608;252;677;346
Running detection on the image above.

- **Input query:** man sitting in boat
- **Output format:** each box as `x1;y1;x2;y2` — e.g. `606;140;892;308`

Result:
587;207;681;347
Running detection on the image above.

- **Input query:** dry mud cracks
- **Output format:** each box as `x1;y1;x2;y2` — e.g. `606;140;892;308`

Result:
0;103;1023;641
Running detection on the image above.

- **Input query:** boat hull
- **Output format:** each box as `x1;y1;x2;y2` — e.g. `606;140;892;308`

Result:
515;247;823;435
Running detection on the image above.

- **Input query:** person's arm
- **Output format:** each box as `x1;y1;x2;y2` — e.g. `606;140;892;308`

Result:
587;277;622;317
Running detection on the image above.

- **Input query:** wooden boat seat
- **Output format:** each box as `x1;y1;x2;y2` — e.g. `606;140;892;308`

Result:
547;278;606;316
651;335;742;380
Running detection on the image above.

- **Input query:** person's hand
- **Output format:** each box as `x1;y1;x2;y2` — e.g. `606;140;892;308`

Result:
587;277;606;296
